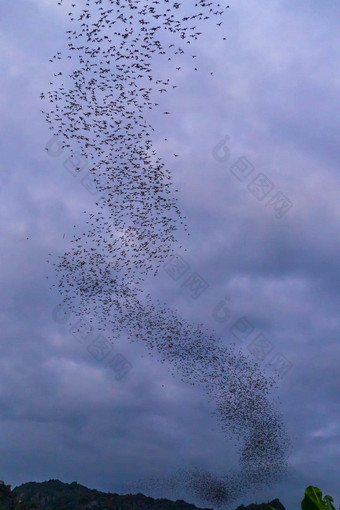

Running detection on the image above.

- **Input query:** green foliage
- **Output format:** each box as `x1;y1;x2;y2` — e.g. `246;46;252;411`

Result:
323;495;336;510
302;486;336;510
302;486;326;510
265;486;337;510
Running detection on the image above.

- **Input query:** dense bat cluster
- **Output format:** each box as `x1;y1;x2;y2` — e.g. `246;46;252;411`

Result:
116;292;291;507
43;0;291;507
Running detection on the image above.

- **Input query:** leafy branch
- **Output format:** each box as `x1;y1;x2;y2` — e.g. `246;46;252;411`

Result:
265;486;337;510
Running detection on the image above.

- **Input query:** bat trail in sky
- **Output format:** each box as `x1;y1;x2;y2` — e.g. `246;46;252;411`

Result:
43;0;291;506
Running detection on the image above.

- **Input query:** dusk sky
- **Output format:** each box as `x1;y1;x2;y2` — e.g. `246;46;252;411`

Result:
1;1;340;509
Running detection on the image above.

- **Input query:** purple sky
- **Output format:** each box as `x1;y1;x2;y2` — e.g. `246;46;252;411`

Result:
1;1;340;509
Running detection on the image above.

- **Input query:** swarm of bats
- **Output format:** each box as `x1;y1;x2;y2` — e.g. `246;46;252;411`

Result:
43;1;291;506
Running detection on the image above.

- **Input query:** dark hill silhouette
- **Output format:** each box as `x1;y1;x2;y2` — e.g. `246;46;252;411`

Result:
0;479;286;510
235;498;285;510
2;479;212;510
